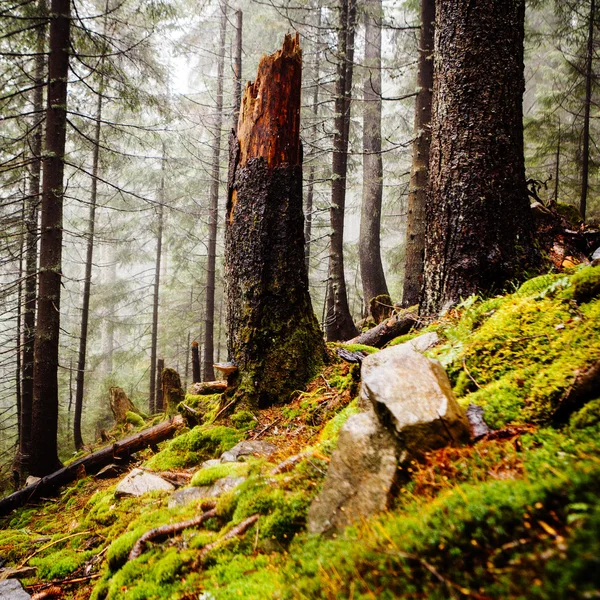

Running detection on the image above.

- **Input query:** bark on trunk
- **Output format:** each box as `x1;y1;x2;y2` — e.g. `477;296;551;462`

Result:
149;167;164;413
74;88;104;451
162;368;184;415
203;0;228;382
20;0;47;480
402;0;435;308
156;358;165;412
421;0;536;315
191;340;201;383
30;0;70;477
325;0;359;342
225;34;326;408
0;416;184;516
579;0;595;222
359;0;389;313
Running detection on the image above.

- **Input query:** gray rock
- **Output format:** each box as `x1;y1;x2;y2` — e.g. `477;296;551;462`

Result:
220;441;277;463
168;476;246;508
307;411;399;535
592;246;600;261
201;459;222;469
24;476;40;487
405;331;440;354
114;468;175;498
0;579;31;600
359;344;470;454
0;567;36;580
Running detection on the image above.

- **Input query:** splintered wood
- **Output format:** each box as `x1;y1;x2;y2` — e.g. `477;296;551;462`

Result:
236;33;302;169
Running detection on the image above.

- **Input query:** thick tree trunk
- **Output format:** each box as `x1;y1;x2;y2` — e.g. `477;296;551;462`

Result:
360;0;389;312
74;88;103;451
30;0;70;477
402;0;434;308
304;2;322;273
162;368;184;415
325;0;359;342
203;0;228;382
20;0;46;480
580;0;595;222
225;34;326;408
421;0;536;315
149;166;164;413
0;416;184;516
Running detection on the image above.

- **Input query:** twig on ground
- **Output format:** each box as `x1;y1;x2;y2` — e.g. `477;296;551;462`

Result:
199;514;260;560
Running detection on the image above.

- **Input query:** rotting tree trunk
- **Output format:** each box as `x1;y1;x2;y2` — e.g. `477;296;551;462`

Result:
226;34;326;408
421;0;537;315
74;86;104;451
0;416;184;516
110;387;141;424
203;0;228;383
304;1;322;273
162;368;184;415
149;162;164;414
325;0;359;342
156;358;165;412
359;0;389;314
19;0;46;480
402;0;434;308
191;341;201;383
580;0;595;222
30;0;70;477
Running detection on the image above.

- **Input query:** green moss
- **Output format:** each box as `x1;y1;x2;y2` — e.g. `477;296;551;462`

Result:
230;409;257;430
317;399;359;453
570;265;600;303
570;398;600;430
190;462;248;487
31;547;94;580
144;425;241;471
180;393;222;423
514;273;562;298
556;202;583;227
341;344;378;354
126;411;145;428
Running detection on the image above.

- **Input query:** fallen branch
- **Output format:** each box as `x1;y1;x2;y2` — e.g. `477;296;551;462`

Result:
199;514;259;560
269;452;310;475
26;573;101;591
250;417;281;440
345;310;419;348
128;505;218;561
31;586;62;600
0;416;185;517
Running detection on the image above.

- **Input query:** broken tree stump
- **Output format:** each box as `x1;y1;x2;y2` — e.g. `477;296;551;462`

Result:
156;358;165;412
110;387;142;424
345;309;419;348
191;341;200;384
162;368;184;415
225;33;326;407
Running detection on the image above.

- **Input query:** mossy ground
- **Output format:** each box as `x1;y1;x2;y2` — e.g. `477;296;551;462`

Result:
1;268;599;599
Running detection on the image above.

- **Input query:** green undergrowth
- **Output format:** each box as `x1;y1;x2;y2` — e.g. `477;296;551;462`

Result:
190;461;248;487
179;393;222;423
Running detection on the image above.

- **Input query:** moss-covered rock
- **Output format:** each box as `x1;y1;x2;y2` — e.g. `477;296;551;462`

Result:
570;265;600;303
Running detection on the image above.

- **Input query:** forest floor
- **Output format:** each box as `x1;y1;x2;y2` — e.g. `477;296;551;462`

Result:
1;266;600;599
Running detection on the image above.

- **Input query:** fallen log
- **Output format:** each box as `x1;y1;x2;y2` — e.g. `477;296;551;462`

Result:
188;381;227;395
344;310;419;348
0;415;184;517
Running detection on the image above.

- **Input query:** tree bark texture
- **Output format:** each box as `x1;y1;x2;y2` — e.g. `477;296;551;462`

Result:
226;34;326;407
579;0;595;222
30;0;70;477
191;340;201;383
359;0;389;313
74;87;104;450
203;0;228;382
0;416;184;516
402;0;434;308
149;171;164;413
325;0;359;342
421;0;536;315
162;368;184;415
19;0;46;480
156;358;165;412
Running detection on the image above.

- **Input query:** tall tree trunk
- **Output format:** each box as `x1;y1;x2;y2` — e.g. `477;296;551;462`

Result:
20;0;46;480
401;0;434;308
233;9;242;130
226;34;326;408
359;0;389;311
203;0;228;382
30;0;70;476
422;0;536;315
580;0;595;222
325;0;359;342
74;86;104;450
149;163;165;414
304;1;322;273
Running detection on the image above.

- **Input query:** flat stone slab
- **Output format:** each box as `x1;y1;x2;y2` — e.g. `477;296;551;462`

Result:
0;580;31;600
220;441;277;463
405;331;440;354
201;459;222;469
115;468;175;498
168;476;246;508
360;344;470;454
307;411;398;535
